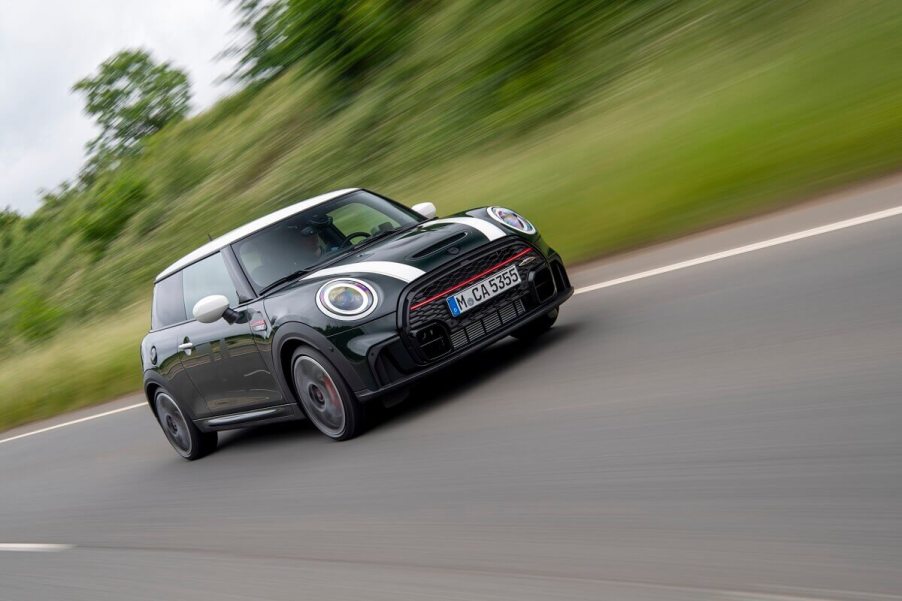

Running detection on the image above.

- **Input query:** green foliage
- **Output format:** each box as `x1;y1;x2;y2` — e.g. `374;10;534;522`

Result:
0;208;22;230
0;211;43;289
158;146;211;198
75;171;148;246
228;0;429;87
11;284;64;342
0;304;148;431
72;49;191;171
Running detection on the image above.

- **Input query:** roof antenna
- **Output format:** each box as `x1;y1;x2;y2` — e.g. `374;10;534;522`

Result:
207;233;213;242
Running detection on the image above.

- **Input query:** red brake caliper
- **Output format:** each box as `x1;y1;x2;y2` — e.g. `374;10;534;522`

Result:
323;377;341;411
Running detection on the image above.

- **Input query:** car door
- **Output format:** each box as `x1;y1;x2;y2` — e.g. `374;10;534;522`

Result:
146;270;209;419
177;252;282;415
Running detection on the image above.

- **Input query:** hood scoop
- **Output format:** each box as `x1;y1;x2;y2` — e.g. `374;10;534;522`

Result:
410;232;468;259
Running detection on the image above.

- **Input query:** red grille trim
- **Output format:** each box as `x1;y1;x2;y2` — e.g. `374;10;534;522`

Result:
409;247;533;311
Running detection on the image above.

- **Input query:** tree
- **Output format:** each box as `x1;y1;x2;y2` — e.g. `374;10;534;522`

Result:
0;208;19;232
73;49;191;166
226;0;427;86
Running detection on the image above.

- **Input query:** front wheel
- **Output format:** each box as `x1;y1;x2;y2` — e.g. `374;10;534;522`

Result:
154;389;217;460
292;348;367;441
511;307;559;342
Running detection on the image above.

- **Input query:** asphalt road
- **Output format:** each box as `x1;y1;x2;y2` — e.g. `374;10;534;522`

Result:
2;178;902;600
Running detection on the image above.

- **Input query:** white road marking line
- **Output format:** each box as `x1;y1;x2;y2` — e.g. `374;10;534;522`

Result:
0;544;73;552
0;403;146;446
575;204;902;295
4;204;902;446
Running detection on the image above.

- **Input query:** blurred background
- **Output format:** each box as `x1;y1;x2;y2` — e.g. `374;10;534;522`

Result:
1;0;901;430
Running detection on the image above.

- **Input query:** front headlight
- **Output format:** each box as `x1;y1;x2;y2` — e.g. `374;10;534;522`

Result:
316;278;379;321
487;206;536;234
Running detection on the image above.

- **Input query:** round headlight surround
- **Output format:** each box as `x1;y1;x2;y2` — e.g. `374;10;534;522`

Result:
315;278;379;321
487;206;536;235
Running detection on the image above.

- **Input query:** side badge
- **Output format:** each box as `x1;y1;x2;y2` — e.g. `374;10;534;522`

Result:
149;346;158;365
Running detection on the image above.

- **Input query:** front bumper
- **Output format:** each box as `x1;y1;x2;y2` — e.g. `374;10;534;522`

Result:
342;238;572;401
355;284;572;401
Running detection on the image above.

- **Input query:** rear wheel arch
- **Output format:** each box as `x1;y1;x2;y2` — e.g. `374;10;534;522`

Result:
143;380;163;418
152;387;217;460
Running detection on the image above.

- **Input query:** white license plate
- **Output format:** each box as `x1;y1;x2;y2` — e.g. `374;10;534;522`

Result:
447;265;521;317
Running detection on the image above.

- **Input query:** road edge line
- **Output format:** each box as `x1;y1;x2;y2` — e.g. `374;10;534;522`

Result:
575;204;902;295
0;403;146;446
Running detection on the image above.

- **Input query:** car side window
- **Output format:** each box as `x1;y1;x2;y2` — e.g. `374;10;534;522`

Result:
181;253;239;319
152;271;187;330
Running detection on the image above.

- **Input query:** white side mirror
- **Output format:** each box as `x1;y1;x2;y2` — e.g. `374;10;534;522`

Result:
412;202;436;220
193;294;231;323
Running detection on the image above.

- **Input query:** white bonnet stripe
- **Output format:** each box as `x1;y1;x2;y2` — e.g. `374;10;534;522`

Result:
424;217;507;241
304;261;425;283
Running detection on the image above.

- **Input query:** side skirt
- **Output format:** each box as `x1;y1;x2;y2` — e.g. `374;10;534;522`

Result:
194;403;304;432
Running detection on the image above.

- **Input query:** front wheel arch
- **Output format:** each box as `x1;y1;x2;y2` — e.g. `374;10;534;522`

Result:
270;322;367;405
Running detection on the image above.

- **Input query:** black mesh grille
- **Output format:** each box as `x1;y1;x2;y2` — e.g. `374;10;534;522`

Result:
450;298;526;350
403;240;543;359
406;241;534;329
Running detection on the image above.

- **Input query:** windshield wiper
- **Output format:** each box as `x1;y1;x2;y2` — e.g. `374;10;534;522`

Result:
351;223;415;250
259;268;312;295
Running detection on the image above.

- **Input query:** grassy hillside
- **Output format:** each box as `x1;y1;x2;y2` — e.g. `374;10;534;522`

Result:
2;0;902;430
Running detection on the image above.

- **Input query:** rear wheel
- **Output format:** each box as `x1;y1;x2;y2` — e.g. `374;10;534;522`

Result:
511;307;559;342
292;348;367;441
154;389;217;460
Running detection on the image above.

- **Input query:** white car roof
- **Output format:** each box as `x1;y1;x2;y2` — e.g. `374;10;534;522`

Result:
155;188;358;281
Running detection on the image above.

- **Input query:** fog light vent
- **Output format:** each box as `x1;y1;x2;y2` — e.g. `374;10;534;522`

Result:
415;323;452;360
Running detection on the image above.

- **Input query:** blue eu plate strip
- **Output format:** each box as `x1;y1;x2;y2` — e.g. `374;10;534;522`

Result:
446;296;462;317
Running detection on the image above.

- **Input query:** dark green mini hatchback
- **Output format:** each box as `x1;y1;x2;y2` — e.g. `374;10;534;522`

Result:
141;189;572;459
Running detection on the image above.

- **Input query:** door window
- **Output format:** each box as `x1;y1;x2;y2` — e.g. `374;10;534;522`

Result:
181;253;239;319
151;271;187;329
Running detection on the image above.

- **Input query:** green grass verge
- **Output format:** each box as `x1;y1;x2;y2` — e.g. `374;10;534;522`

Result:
0;304;149;430
2;1;901;432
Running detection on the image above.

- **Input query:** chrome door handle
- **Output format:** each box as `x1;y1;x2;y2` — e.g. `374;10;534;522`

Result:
178;342;194;351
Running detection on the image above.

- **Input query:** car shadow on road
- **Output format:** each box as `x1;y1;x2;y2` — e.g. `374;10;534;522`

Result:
216;322;580;453
216;419;311;451
375;322;580;429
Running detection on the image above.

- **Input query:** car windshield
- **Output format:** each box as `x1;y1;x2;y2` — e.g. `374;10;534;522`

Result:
233;190;421;292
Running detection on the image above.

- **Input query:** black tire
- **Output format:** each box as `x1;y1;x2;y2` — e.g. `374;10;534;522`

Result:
291;347;367;441
511;307;559;342
154;389;217;460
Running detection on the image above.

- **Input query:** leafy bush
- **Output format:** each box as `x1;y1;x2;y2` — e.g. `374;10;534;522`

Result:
76;171;148;246
11;284;65;342
228;0;430;87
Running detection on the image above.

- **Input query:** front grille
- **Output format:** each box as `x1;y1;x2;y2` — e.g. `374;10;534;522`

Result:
406;241;533;330
451;298;526;350
403;240;543;361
